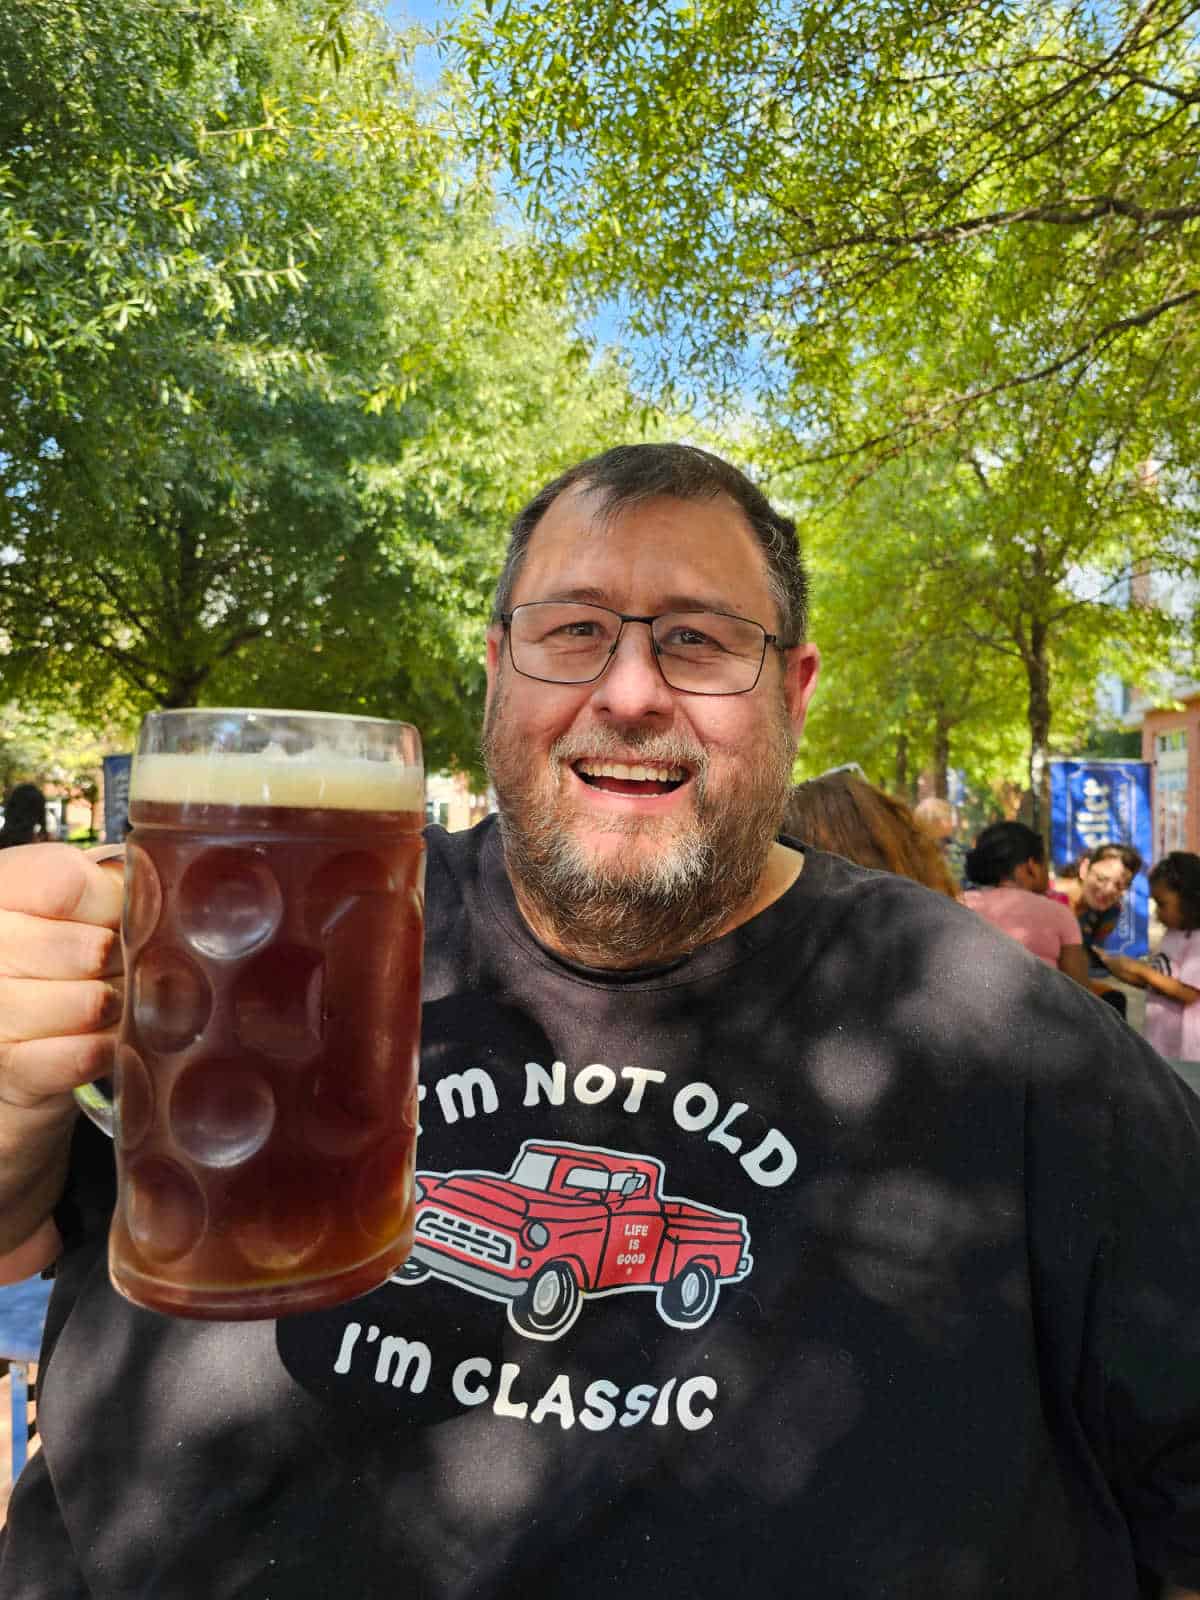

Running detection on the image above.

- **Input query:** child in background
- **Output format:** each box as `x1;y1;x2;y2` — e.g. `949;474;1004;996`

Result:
1098;852;1200;1061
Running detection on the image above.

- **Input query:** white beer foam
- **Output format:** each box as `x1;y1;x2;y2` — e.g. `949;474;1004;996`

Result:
132;752;424;812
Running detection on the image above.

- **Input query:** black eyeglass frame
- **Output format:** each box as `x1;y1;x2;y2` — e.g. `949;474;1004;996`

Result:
498;602;788;697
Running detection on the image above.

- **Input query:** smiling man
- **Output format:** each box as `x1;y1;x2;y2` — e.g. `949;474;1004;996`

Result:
3;444;1200;1600
481;450;818;965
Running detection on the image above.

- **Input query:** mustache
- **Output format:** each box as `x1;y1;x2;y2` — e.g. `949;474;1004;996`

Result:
548;727;710;775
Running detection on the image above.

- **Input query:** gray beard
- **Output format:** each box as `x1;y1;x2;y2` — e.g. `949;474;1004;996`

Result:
482;694;797;968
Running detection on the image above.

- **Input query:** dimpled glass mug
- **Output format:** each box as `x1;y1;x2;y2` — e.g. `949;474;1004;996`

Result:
76;709;426;1319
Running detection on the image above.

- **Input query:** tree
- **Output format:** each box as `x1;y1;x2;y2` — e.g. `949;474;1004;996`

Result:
0;0;375;418
784;411;1184;830
456;0;1200;465
0;1;640;775
454;0;1200;794
0;702;135;833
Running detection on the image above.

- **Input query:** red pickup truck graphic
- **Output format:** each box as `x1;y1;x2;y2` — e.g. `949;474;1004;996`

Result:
392;1140;753;1341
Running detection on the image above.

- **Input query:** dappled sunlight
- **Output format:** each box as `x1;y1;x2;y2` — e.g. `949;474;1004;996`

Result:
803;1036;897;1119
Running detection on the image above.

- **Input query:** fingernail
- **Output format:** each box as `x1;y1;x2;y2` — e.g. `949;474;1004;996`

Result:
100;986;124;1025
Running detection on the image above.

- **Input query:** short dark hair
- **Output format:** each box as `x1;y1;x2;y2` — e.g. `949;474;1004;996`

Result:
0;782;46;843
492;443;808;644
1149;852;1200;928
964;821;1045;886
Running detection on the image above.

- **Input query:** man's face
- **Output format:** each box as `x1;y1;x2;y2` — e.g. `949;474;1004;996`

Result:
1081;856;1130;912
482;486;820;963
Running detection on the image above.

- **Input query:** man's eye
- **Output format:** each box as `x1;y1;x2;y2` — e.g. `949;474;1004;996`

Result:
552;621;601;639
538;619;607;648
662;627;718;649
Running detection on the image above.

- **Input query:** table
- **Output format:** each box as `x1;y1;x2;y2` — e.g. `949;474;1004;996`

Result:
0;1274;52;1481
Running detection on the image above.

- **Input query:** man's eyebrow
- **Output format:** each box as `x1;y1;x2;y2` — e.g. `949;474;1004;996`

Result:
535;586;749;615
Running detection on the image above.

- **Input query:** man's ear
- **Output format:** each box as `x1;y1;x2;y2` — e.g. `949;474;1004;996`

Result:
484;625;504;716
782;643;821;739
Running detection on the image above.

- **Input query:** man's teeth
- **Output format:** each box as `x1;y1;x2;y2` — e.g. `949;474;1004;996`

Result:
575;761;687;783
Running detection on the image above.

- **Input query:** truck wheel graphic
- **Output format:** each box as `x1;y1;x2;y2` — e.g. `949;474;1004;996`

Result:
658;1263;718;1328
391;1259;430;1286
508;1262;581;1340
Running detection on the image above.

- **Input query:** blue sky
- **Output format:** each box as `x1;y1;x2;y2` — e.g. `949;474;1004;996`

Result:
378;0;633;371
383;0;455;81
383;0;448;22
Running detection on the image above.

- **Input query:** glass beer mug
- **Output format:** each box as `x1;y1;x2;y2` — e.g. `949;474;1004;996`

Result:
76;708;425;1320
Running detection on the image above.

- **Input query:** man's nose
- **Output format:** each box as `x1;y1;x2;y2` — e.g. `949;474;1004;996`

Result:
589;622;675;721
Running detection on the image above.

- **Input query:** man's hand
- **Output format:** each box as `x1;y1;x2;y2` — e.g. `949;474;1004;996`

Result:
0;843;124;1264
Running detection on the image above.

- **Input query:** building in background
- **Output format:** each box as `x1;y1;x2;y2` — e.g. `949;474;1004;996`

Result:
1136;682;1200;858
1123;545;1200;859
425;771;491;831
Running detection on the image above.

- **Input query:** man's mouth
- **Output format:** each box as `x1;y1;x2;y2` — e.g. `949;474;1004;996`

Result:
572;759;690;797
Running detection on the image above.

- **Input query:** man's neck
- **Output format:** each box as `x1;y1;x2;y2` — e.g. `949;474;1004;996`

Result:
509;840;805;971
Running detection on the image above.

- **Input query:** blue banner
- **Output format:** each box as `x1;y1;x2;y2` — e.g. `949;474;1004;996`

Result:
1049;759;1152;956
102;753;133;844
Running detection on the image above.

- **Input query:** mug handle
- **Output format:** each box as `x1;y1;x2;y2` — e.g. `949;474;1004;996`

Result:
71;846;127;1141
74;1078;115;1139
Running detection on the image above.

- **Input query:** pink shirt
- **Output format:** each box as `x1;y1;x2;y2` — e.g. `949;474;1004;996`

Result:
963;886;1082;967
1144;929;1200;1062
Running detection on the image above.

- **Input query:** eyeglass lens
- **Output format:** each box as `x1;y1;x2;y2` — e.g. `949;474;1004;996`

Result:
508;602;767;693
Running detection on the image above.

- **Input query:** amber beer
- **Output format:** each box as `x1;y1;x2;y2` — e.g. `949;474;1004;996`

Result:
104;713;424;1319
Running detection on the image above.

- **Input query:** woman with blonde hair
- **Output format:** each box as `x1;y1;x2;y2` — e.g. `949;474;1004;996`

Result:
783;771;959;899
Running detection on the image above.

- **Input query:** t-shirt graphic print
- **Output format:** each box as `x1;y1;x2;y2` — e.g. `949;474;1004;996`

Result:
385;1138;753;1342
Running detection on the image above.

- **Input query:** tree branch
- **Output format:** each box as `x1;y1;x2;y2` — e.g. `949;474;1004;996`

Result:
792;196;1200;262
803;286;1199;472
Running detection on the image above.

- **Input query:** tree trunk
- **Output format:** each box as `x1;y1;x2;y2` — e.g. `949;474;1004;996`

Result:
932;715;951;800
161;670;208;710
1025;623;1052;838
894;732;909;798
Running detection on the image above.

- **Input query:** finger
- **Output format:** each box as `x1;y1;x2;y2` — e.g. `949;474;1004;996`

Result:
86;845;127;905
0;1028;119;1108
0;843;124;928
85;846;126;866
0;975;122;1046
0;906;118;981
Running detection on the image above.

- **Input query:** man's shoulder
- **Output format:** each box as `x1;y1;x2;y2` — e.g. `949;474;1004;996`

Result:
796;845;965;924
808;856;1099;1024
424;815;496;881
422;815;503;948
785;846;1028;982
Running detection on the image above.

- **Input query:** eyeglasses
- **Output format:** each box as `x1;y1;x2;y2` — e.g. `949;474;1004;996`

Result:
499;601;784;696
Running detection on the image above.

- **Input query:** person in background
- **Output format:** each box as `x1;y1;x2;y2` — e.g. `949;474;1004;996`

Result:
961;821;1088;986
912;795;964;885
1098;852;1200;1062
785;771;959;898
1046;857;1076;906
1062;842;1143;1015
0;783;46;849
